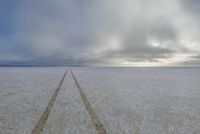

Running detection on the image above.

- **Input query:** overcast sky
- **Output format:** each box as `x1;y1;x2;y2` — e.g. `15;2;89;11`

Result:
0;0;200;66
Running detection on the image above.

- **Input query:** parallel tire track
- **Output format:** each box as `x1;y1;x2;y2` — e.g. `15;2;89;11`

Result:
31;70;68;134
70;70;107;134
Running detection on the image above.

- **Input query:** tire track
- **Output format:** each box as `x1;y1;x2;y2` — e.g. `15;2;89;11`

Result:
31;70;68;134
70;69;107;134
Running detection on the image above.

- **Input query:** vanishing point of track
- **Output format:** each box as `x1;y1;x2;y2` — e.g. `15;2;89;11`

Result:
31;69;106;134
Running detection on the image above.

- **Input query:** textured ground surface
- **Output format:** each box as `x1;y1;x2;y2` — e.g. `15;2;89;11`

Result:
73;67;200;134
0;67;200;134
0;67;65;134
43;71;96;134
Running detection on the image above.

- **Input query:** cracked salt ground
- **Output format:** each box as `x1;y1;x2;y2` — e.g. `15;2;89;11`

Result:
0;67;66;134
43;70;96;134
1;67;200;134
73;67;200;134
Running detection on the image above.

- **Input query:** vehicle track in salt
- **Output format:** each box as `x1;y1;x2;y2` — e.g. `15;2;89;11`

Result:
70;69;107;134
31;70;68;134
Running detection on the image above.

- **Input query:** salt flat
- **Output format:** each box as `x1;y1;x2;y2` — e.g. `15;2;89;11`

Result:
43;71;96;134
0;67;66;134
73;67;200;134
0;67;200;134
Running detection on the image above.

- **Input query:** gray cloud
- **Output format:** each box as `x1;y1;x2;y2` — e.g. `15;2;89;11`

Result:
182;0;200;16
176;54;200;66
118;17;177;61
0;0;200;66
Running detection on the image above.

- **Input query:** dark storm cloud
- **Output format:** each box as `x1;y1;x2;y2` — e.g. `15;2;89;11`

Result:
0;0;200;66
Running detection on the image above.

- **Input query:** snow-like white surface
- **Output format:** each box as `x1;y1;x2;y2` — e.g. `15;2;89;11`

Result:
0;67;66;134
1;67;200;134
43;72;96;134
73;67;200;134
